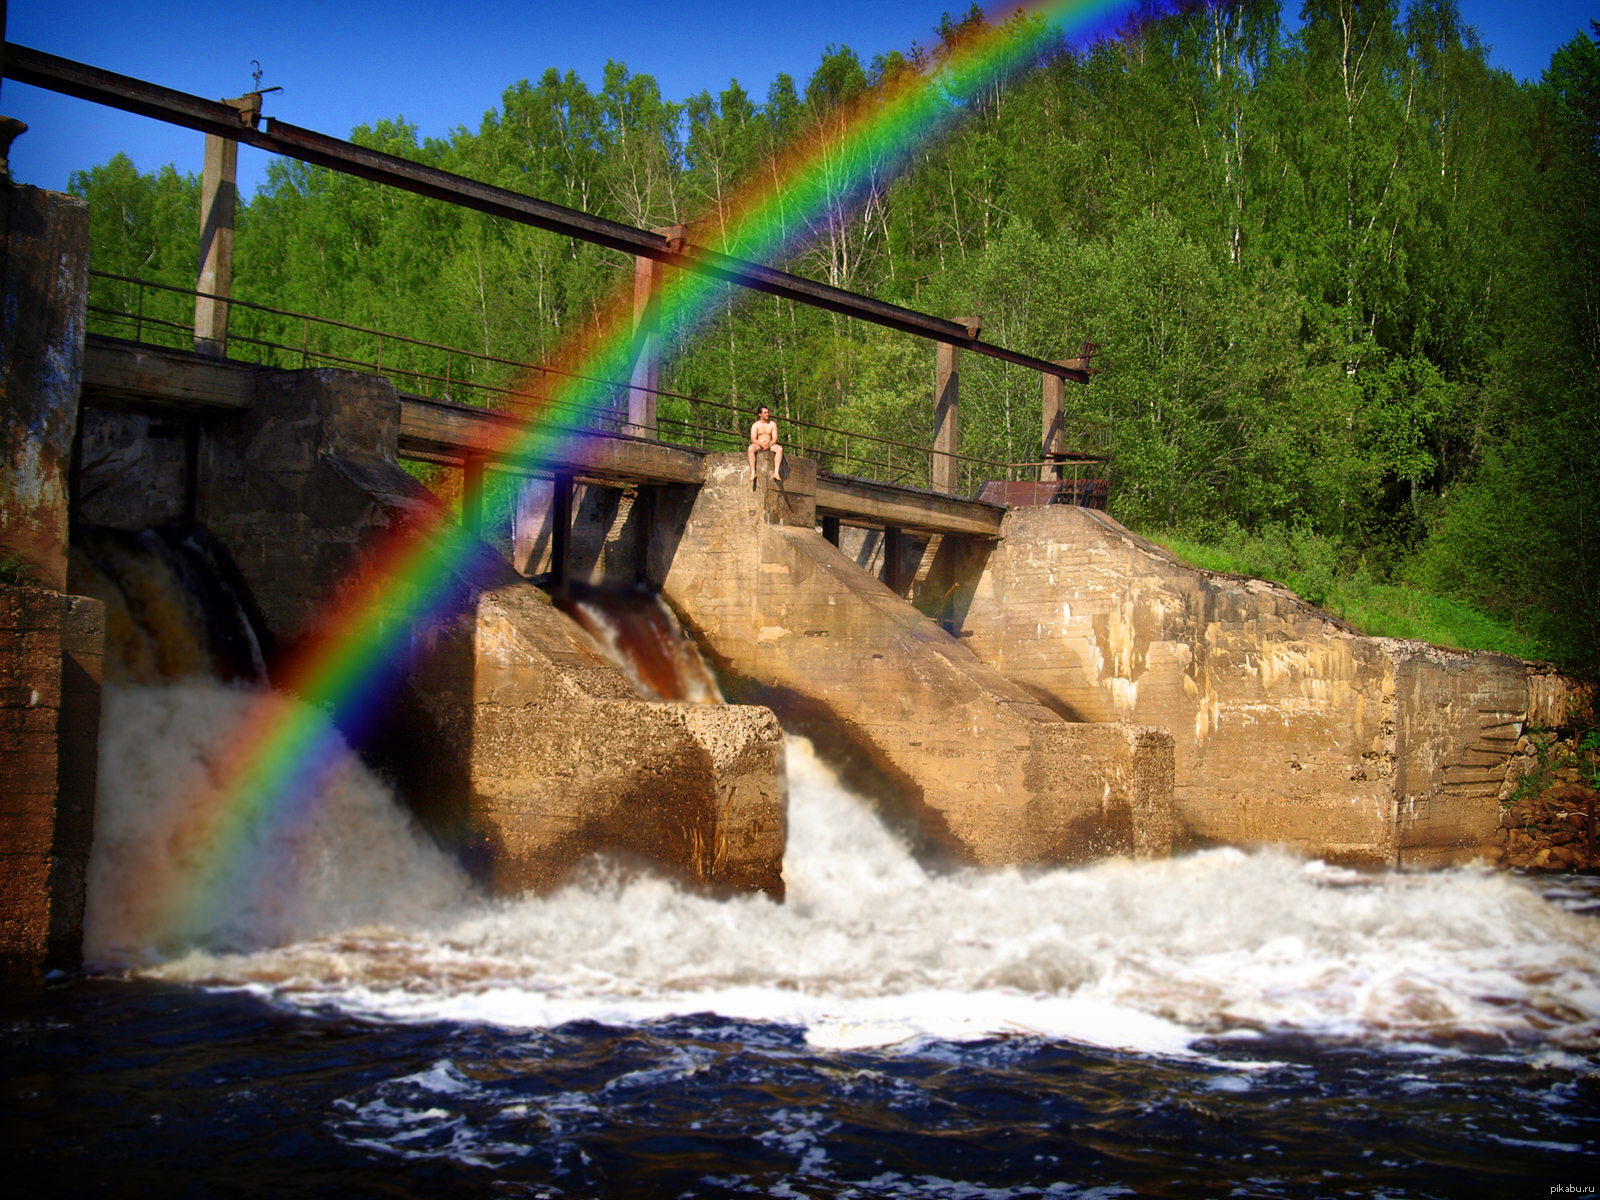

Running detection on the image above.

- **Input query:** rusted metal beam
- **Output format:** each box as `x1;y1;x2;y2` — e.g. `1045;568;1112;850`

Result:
6;42;1090;382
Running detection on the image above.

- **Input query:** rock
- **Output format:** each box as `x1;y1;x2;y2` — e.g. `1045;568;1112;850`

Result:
1478;844;1505;864
1509;854;1533;869
1545;783;1590;805
1501;810;1523;830
1568;812;1589;830
1532;849;1553;869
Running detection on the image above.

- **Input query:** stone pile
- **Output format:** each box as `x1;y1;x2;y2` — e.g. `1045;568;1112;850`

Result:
1479;735;1598;871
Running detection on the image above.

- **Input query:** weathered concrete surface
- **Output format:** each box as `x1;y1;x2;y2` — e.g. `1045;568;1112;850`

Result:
662;454;1174;866
196;368;437;644
0;587;102;978
957;504;1547;866
80;367;787;895
382;582;785;896
77;410;192;530
0;184;103;978
0;184;89;591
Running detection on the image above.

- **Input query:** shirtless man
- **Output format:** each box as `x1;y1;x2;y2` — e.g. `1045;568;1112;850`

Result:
747;406;784;478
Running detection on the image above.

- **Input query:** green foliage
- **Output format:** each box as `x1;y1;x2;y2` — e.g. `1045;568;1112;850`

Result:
1151;524;1547;659
64;6;1598;666
0;549;40;588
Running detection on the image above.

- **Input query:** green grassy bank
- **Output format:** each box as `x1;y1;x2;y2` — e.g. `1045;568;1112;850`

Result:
1146;528;1549;663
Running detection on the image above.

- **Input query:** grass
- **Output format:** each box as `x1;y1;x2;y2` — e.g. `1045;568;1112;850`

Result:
1149;533;1550;661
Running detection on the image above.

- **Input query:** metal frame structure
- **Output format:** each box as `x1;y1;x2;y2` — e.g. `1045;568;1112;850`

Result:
4;42;1091;383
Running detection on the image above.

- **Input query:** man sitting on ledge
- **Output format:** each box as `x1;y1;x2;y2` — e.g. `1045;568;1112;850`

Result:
747;406;785;479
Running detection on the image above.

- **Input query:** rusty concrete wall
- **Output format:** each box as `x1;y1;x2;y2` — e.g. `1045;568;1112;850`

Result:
0;184;103;978
514;478;655;585
0;587;102;978
77;410;191;529
373;580;785;895
957;503;1542;865
468;585;783;894
194;368;438;644
0;184;89;591
78;369;788;896
661;454;1174;867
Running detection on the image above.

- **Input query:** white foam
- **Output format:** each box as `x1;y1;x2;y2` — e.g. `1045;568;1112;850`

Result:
85;682;471;965
107;686;1600;1056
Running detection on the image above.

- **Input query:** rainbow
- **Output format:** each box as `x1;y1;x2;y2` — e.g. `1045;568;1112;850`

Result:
147;0;1143;945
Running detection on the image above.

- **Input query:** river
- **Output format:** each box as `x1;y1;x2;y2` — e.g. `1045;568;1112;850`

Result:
3;681;1597;1196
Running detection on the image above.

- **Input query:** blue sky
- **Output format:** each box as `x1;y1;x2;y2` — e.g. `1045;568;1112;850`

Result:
3;1;1595;199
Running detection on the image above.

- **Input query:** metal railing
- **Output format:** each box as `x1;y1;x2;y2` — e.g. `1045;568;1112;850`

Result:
86;272;1111;501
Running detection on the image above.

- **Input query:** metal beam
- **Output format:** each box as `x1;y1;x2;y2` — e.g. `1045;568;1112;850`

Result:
6;42;1090;382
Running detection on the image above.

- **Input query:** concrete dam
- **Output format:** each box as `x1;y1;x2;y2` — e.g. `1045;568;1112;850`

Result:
0;178;1580;978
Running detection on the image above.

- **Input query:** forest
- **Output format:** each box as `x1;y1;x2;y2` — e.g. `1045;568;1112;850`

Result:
67;1;1600;668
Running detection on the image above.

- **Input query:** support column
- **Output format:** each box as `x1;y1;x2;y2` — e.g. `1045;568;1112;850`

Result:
628;255;662;436
550;472;574;586
933;343;959;495
0;174;103;979
632;486;654;585
883;526;905;595
933;317;977;497
461;455;485;538
1040;372;1065;483
183;416;201;528
194;95;261;357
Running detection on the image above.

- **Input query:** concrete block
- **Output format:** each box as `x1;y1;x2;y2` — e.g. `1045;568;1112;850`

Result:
955;504;1569;865
0;585;103;978
0;185;90;593
663;454;1174;868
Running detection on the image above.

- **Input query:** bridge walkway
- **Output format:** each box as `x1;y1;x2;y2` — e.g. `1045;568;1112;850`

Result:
80;334;1006;539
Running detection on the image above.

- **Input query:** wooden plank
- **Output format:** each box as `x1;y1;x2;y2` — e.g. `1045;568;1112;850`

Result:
397;394;705;485
81;335;258;411
815;474;1002;538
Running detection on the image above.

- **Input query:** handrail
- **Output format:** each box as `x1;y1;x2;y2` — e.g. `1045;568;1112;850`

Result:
10;42;1091;382
85;271;1112;500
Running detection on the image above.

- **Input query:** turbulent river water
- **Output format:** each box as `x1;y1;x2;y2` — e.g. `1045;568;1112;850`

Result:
5;681;1600;1197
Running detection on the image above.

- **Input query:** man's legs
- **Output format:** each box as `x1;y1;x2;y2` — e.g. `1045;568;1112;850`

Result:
747;442;758;476
771;443;784;477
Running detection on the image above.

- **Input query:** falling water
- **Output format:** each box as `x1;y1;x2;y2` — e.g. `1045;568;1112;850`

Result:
553;580;723;703
5;570;1599;1194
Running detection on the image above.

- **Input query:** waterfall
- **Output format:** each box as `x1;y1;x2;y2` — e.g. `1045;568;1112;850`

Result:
70;540;1600;1056
552;580;723;703
88;711;1600;1056
70;522;270;685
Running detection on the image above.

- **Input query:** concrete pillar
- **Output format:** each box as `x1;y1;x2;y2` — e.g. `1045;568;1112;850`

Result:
461;455;485;537
661;454;1175;869
0;183;90;591
0;179;103;978
194;96;260;358
628;255;664;437
933;342;959;495
550;472;574;586
0;589;103;978
883;526;905;595
194;131;237;355
1041;372;1065;483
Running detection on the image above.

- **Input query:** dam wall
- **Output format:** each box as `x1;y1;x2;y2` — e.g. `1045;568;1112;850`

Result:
953;504;1545;866
658;454;1175;866
373;581;785;897
0;182;103;978
77;368;787;895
